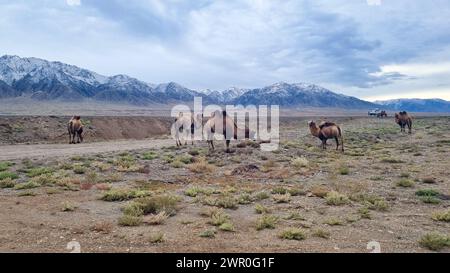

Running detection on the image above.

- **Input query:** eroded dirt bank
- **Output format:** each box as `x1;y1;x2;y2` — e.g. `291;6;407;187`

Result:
0;116;173;144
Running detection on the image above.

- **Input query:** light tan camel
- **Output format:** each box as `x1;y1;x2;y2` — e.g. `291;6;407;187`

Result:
173;112;203;146
203;110;255;153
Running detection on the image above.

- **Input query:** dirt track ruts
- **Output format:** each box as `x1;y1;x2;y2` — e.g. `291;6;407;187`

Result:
0;139;174;161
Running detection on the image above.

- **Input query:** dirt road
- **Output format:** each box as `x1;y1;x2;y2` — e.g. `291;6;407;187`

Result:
0;138;174;161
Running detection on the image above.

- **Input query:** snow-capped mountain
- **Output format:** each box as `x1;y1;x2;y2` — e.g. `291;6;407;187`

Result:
376;98;450;112
202;87;249;103
234;82;376;108
0;55;107;86
2;55;446;111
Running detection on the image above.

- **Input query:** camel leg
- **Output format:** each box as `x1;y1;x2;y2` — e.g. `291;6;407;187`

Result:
69;132;72;144
225;140;231;153
207;140;215;151
335;137;339;151
322;140;327;150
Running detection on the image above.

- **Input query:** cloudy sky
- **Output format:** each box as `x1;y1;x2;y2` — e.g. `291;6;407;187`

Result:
1;0;450;101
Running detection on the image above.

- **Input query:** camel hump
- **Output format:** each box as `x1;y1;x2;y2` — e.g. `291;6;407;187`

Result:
319;122;337;129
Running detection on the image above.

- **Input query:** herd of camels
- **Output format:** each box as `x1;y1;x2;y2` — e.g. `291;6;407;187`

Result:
67;110;413;152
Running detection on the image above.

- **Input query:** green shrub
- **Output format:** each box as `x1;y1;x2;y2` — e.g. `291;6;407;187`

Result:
255;204;271;214
256;215;278;230
132;195;180;216
325;191;350;206
0;162;14;172
0;178;16;188
118;215;142;226
415;189;439;197
27;167;53;177
14;181;40;190
432;210;450;222
419;233;450;251
338;166;349;175
0;171;19;180
142;151;158;160
219;222;235;232
312;229;330;239
73;165;87;174
199;229;216;238
279;228;306;240
396;178;415;188
101;189;151;202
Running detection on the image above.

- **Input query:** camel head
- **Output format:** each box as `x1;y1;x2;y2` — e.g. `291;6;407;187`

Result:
308;120;317;128
308;121;321;136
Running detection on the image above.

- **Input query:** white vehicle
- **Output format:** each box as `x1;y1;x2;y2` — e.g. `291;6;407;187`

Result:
368;108;381;116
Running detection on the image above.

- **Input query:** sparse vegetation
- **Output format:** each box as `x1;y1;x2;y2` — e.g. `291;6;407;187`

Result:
26;167;54;177
310;185;330;198
284;212;305;221
416;189;441;204
432;210;450;222
396;178;415;188
325;191;350;206
291;157;309;168
73;165;87;174
358;207;372;219
255;203;271;214
219;222;235;232
14;181;40;190
61;201;75;212
253;191;270;200
188;157;215;173
0;178;15;188
419;233;450;251
199;229;216;238
118;215;142;226
272;193;291;203
0;171;19;181
312;229;330;239
209;209;230;226
338;166;349;175
278;228;306;240
142;151;158;160
101;188;151;201
0;162;14;172
256;215;278;230
143;212;169;225
128;195;180;216
149;232;165;243
324;217;344;226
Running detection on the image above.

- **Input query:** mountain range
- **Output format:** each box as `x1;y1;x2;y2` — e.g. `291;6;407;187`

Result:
1;55;449;112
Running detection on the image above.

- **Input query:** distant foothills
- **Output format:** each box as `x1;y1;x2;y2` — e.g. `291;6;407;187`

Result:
0;55;449;112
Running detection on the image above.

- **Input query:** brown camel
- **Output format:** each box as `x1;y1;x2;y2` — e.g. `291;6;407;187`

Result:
395;111;412;134
204;110;255;153
377;110;387;118
308;120;344;152
68;116;83;144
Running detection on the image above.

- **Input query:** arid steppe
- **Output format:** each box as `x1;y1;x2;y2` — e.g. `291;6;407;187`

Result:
0;116;449;253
